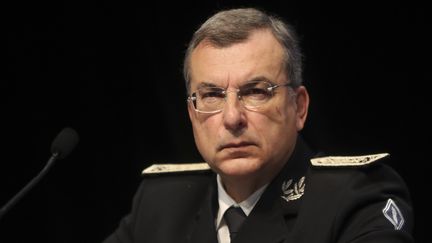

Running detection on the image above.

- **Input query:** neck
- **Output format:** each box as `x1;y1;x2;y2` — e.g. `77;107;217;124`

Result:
221;177;264;203
219;164;283;203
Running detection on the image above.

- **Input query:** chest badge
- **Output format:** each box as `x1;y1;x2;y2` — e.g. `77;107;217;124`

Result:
281;176;305;202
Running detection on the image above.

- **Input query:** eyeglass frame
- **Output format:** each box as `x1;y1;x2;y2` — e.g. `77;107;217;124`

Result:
187;80;296;114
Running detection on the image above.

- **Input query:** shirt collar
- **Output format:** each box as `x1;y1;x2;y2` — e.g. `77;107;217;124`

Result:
215;174;268;230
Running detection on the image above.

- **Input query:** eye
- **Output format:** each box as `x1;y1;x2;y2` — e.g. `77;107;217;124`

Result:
198;88;225;103
201;90;224;98
241;86;271;100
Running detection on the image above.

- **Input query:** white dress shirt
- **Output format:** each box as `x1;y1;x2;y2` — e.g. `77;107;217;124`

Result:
215;175;268;243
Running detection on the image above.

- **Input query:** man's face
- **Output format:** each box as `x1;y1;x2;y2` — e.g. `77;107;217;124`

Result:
188;29;309;184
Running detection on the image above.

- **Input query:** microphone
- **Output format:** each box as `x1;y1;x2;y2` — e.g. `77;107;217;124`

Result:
0;127;79;220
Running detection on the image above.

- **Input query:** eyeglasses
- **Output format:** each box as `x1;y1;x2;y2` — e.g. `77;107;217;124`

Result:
187;81;293;114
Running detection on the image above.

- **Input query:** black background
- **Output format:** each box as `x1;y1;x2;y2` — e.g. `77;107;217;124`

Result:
1;1;428;242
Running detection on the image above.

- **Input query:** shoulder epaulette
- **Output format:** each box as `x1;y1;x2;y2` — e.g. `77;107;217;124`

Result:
142;162;211;175
310;153;389;167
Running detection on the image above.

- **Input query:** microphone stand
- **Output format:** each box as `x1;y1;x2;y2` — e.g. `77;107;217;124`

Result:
0;152;59;220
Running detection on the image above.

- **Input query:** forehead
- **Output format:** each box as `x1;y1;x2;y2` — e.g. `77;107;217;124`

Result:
189;29;285;89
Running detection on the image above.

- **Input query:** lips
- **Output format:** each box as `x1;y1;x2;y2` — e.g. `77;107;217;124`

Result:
218;141;256;151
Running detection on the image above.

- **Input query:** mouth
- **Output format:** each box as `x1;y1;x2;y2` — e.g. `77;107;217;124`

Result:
218;141;256;151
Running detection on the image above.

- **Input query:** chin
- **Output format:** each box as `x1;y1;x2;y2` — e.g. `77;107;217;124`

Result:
216;157;263;177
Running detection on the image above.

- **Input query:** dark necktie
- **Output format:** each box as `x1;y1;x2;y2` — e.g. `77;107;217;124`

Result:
224;206;247;241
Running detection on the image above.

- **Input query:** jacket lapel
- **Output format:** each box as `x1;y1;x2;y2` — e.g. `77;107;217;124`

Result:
188;176;219;243
235;195;292;243
235;137;313;243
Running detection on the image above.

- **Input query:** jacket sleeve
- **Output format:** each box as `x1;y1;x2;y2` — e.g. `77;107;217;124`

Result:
102;181;146;243
333;164;414;243
301;162;414;243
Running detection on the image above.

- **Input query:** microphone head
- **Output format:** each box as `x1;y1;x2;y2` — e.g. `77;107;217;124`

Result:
50;127;79;159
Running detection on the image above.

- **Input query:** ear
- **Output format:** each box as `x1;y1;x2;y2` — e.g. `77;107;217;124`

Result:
294;86;309;131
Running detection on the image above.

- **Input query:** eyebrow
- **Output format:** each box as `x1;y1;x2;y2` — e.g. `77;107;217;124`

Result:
196;76;274;89
197;82;220;89
245;76;274;84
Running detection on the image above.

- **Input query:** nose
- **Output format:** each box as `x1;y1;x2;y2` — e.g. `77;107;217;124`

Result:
222;91;247;133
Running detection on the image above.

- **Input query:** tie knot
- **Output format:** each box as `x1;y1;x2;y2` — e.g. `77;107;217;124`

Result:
224;206;247;240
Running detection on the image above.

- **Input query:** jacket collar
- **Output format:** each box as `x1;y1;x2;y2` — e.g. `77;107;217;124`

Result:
235;136;314;243
189;136;314;243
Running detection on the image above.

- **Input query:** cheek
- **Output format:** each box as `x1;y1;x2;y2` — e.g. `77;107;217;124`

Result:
264;94;295;123
266;102;294;126
256;104;296;146
193;118;227;165
192;116;220;149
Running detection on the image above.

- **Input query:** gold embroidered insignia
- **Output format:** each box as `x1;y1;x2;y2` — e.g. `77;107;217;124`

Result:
142;162;210;174
310;153;389;167
281;176;305;202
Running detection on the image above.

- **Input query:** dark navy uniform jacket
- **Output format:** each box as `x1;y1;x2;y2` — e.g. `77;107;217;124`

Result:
103;138;414;243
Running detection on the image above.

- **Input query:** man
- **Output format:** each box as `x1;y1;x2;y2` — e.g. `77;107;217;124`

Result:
103;8;413;243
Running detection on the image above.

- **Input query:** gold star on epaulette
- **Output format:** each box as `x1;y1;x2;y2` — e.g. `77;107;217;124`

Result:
142;162;211;175
310;153;389;167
